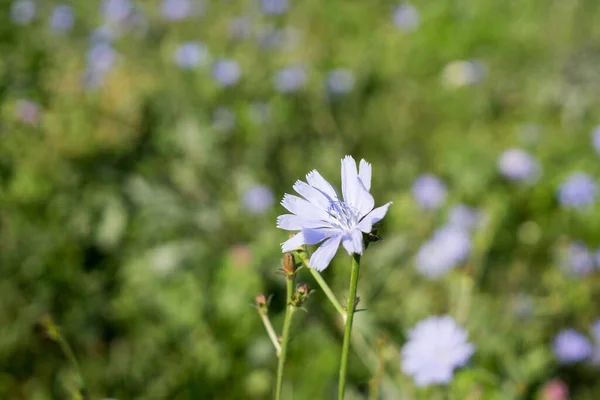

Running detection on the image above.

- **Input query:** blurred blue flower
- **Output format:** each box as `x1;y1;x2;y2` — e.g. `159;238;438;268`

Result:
401;316;474;387
557;172;598;210
212;59;241;87
592;126;600;154
161;0;194;21
83;42;117;90
412;174;447;210
102;0;132;24
553;329;592;364
447;204;479;231
229;16;252;40
392;3;420;32
15;99;40;125
498;148;540;183
415;225;471;278
243;184;274;215
49;4;74;33
277;156;392;271
326;69;355;95
274;66;307;93
90;25;116;43
563;242;595;276
11;0;36;25
591;320;600;343
596;249;600;268
173;42;208;69
260;0;288;15
212;107;236;132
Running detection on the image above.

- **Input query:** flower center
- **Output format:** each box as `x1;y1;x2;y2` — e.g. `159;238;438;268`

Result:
327;200;359;232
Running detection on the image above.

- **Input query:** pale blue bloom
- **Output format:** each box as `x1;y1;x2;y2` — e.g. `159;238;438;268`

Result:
173;42;208;69
591;320;600;343
401;316;474;387
212;59;241;87
498;148;540;183
447;204;479;231
412;174;446;210
49;4;74;33
83;42;117;90
553;329;592;364
11;0;36;25
277;156;392;271
243;184;274;214
592;126;600;154
161;0;194;21
392;3;420;32
260;0;288;15
563;242;595;276
274;66;307;93
596;249;600;269
557;172;597;210
415;226;471;278
102;0;132;24
326;69;355;95
212;107;236;132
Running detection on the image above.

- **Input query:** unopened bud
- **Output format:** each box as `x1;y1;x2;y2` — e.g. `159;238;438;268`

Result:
282;252;296;279
255;294;268;314
291;284;311;307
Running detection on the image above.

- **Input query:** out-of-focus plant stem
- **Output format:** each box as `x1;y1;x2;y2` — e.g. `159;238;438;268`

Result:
275;278;295;400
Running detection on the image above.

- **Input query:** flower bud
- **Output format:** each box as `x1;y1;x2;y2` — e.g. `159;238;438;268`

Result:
291;284;311;307
282;252;296;279
255;293;268;314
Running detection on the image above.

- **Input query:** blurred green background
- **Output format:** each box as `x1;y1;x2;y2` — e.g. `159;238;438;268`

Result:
2;0;600;398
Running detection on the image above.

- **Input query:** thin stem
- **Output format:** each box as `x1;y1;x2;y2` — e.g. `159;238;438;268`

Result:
297;252;346;320
275;279;295;400
259;312;281;356
338;254;361;400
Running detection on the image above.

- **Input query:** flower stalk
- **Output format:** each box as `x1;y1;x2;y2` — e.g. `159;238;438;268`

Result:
275;277;296;400
255;294;281;356
338;254;361;400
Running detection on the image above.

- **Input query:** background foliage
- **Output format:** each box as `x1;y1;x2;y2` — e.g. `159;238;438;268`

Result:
2;0;600;398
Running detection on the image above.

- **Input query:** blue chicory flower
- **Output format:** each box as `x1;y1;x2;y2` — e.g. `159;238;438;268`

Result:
447;204;479;231
401;316;475;387
102;0;132;24
161;0;194;21
326;68;355;95
553;329;592;364
412;174;447;210
11;0;36;25
274;66;307;93
277;156;392;271
173;42;208;69
243;184;275;214
212;59;241;87
259;0;289;15
498;148;540;183
592;126;600;154
557;172;598;210
415;225;471;278
49;4;74;33
392;3;420;32
563;242;595;276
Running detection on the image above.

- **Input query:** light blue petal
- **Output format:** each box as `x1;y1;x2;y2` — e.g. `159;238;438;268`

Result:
306;169;338;200
358;159;372;191
309;235;342;271
276;214;330;230
342;229;364;255
357;202;392;233
281;193;331;221
341;155;359;208
281;232;305;252
293;180;332;210
303;227;342;245
354;178;375;218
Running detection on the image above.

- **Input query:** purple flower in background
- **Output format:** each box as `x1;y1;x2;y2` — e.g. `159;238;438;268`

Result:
447;204;479;231
83;42;117;90
212;107;236;132
243;184;274;214
161;0;194;21
102;0;132;24
415;226;471;278
591;320;600;343
553;329;592;364
11;0;36;25
557;172;597;210
401;316;474;387
592;126;600;154
49;4;74;33
412;174;447;210
173;42;208;69
212;59;241;87
277;156;392;271
15;99;40;125
274;66;307;93
326;68;355;95
392;3;420;32
596;249;600;268
260;0;288;15
498;148;540;183
563;242;595;276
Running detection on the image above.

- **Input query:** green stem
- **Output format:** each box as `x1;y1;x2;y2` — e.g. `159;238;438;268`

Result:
275;279;295;400
338;254;361;400
297;252;346;320
259;311;281;356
